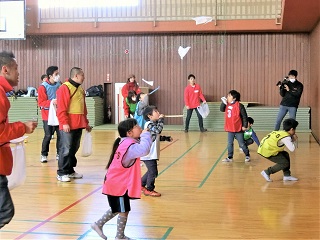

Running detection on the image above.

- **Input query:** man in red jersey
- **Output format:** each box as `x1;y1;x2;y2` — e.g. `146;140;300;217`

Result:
56;67;91;182
0;51;37;229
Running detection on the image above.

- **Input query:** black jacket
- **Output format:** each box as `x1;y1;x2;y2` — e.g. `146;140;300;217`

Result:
280;80;303;108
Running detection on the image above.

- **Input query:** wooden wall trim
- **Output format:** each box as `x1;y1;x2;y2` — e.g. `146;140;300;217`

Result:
26;20;282;35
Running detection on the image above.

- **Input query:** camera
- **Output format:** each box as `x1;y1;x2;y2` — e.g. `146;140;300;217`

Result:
276;76;289;89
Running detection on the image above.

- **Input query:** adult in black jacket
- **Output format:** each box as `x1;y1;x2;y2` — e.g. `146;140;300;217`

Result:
274;70;303;130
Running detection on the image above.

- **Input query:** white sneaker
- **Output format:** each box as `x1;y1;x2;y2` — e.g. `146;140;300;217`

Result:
222;157;233;162
283;176;298;181
68;172;83;179
261;170;272;182
56;154;59;160
40;155;47;163
57;175;71;182
245;156;251;162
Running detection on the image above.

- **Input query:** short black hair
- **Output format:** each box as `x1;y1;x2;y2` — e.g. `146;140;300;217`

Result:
288;70;298;77
228;90;241;101
143;105;157;121
136;92;145;102
188;74;195;80
247;117;254;125
46;66;58;78
41;74;47;81
283;118;299;131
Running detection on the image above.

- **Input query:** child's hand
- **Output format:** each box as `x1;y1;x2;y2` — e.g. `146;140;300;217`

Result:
221;96;227;105
292;134;298;142
142;129;149;134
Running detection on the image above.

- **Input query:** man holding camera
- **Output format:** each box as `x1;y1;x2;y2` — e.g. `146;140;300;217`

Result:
274;70;304;130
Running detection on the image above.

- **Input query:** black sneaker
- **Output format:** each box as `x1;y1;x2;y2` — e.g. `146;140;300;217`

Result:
200;128;207;132
184;129;188;133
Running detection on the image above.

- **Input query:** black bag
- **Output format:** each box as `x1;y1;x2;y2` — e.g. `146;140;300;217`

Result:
85;85;103;98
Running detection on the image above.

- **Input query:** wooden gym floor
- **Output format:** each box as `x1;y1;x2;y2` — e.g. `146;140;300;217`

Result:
0;128;319;240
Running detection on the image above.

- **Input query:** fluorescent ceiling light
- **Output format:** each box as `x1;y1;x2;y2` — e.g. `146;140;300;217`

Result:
38;0;139;8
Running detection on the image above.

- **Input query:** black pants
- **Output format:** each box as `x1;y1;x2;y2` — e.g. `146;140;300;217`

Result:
41;120;61;156
185;108;204;131
141;160;158;191
57;129;82;176
0;175;14;229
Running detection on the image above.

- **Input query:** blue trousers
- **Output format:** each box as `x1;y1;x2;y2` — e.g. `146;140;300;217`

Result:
274;105;297;130
141;160;158;191
227;132;249;158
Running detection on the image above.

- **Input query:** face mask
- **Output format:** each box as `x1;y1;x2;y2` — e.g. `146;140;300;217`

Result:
289;78;296;83
54;75;60;82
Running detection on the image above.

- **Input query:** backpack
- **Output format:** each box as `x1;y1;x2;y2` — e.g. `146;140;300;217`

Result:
85;85;103;98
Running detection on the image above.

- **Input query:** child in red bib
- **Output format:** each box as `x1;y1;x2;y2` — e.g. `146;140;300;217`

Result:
220;90;250;162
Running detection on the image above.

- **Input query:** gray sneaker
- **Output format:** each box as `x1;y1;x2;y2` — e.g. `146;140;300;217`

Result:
222;157;233;162
68;172;83;179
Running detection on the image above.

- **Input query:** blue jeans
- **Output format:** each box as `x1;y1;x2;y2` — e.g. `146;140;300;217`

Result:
274;105;297;130
57;129;82;176
227;132;249;158
0;175;14;229
141;160;158;191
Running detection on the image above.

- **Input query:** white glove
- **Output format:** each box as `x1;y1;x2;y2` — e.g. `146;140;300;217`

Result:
221;96;227;105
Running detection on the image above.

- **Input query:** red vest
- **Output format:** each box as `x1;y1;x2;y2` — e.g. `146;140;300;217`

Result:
102;138;141;198
224;101;242;132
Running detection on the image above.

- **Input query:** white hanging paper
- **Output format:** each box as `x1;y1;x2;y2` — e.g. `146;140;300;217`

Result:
141;78;154;86
192;16;213;25
178;46;191;60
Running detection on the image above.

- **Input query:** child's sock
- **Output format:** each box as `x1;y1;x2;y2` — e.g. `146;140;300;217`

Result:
96;209;117;228
115;215;128;239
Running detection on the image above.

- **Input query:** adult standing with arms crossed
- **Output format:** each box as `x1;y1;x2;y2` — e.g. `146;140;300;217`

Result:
38;66;61;163
184;74;207;133
56;67;91;182
274;70;303;130
121;74;141;118
0;51;37;229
